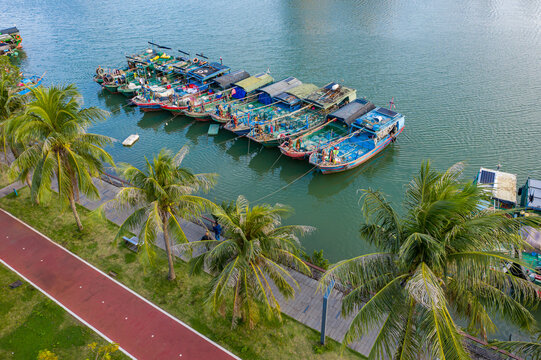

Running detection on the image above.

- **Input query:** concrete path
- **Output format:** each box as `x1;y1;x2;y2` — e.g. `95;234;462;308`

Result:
0;209;240;360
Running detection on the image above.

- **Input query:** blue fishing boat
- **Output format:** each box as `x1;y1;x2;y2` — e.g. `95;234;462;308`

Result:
222;77;304;134
279;98;375;159
247;82;357;146
17;74;44;95
309;107;405;174
210;72;274;124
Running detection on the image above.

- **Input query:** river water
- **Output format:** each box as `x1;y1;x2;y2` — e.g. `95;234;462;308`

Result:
3;0;541;342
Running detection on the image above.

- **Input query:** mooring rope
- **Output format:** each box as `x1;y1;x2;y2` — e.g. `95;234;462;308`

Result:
268;153;283;171
110;101;134;114
253;165;316;203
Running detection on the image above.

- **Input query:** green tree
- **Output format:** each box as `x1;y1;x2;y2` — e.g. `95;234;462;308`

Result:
491;331;541;360
10;84;114;230
86;341;120;360
184;195;313;328
319;162;541;359
0;70;25;164
111;147;217;281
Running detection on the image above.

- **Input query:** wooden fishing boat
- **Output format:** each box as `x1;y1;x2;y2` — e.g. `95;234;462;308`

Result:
279;99;375;159
159;61;231;114
182;70;251;120
309;107;405;174
247;82;357;147
210;72;274;123
0;27;22;56
17;74;45;95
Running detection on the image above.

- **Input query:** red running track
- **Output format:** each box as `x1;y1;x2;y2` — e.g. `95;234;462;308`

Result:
0;210;239;360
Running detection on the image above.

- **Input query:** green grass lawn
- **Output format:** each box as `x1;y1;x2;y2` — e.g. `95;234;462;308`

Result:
0;187;363;360
0;163;13;188
0;264;127;360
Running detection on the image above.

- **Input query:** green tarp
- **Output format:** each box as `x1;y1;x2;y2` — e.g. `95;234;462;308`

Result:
234;73;274;93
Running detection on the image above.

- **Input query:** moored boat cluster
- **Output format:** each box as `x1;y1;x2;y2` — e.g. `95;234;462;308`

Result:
95;43;406;174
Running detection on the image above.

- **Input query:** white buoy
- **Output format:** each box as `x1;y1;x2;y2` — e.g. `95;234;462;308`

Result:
122;134;140;146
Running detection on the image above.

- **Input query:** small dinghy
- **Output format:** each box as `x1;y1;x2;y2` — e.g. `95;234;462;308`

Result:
122;134;139;146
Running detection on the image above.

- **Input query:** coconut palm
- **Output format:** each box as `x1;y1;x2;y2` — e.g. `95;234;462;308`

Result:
0;72;25;163
182;195;313;328
111;147;217;281
491;332;541;360
319;161;541;359
10;84;114;230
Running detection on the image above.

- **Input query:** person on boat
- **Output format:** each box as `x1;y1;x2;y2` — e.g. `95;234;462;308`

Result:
233;115;238;128
329;148;335;163
227;104;232;118
332;147;339;164
321;148;327;161
295;138;301;150
187;99;192;112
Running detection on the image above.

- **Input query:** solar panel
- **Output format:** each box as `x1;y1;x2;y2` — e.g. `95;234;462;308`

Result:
479;170;495;184
377;108;398;117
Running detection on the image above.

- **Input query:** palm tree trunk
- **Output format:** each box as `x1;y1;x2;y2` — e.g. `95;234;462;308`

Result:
162;216;176;281
69;193;83;231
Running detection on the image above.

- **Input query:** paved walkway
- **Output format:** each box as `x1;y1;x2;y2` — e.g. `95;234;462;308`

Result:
0;209;239;360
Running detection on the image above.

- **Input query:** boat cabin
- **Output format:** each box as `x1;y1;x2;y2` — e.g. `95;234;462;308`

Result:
303;82;356;112
327;98;376;126
212;70;250;90
257;77;302;105
187;62;230;83
0;27;20;35
475;168;517;209
231;73;274;99
519;178;541;212
274;83;319;111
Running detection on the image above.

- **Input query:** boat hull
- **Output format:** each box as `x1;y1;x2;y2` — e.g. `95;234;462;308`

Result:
210;113;231;124
312;127;404;174
183;110;211;121
279;147;311;159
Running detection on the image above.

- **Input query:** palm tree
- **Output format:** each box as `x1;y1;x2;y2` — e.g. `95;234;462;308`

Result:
111;147;217;281
10;84;114;230
182;195;313;328
491;331;541;360
319;162;541;359
0;72;25;164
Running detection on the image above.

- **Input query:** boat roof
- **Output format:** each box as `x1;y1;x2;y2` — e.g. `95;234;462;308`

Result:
274;83;319;105
234;73;274;93
524;178;541;210
522;226;541;250
257;77;302;98
353;107;402;131
477;167;517;204
303;82;356;110
188;62;230;81
327;99;376;125
0;27;19;35
213;70;250;90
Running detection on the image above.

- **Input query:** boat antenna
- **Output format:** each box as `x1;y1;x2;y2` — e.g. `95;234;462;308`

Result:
196;52;208;59
389;97;395;110
148;41;172;50
178;49;190;56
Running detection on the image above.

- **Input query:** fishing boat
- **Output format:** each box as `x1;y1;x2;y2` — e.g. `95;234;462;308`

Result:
475;168;517;209
159;60;230;113
210;72;274;124
17;74;45;95
182;70;251;120
279;99;375;159
0;27;22;57
309;107;405;174
222;77;302;135
246;82;357;147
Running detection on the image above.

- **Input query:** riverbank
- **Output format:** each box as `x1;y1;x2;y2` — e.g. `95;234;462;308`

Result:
0;187;363;360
